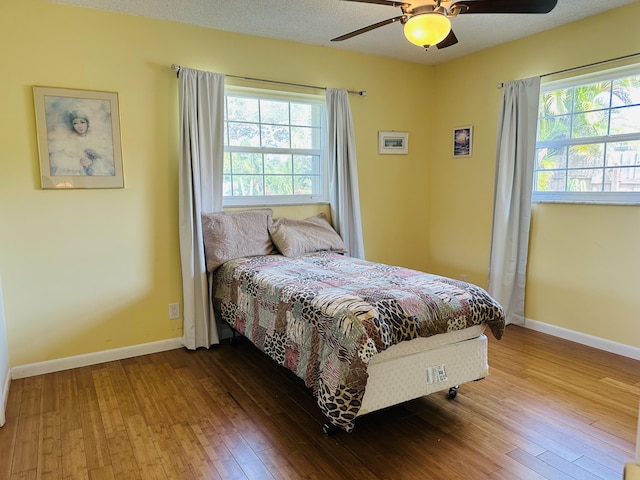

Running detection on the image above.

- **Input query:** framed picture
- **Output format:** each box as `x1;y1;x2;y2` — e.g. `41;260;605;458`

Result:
378;131;409;155
33;86;124;189
453;126;473;158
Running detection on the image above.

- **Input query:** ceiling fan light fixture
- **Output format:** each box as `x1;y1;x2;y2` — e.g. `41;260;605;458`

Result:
403;12;451;47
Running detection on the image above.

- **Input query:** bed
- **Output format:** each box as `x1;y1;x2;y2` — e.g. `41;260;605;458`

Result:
202;209;506;433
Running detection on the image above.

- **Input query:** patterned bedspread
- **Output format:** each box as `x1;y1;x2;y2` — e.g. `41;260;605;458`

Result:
212;252;505;432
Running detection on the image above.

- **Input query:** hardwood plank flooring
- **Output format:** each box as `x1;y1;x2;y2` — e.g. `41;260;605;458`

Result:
0;325;638;479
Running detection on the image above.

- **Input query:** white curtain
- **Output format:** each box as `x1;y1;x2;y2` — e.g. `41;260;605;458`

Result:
178;68;225;349
326;88;365;259
488;76;541;326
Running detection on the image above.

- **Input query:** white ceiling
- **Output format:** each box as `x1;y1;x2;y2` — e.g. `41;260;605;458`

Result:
50;0;638;65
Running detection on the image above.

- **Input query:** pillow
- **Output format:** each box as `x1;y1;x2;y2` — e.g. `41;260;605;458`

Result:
201;209;277;272
269;213;347;257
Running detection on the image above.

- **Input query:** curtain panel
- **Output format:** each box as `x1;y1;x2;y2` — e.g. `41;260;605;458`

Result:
326;88;365;259
178;68;225;349
488;77;541;326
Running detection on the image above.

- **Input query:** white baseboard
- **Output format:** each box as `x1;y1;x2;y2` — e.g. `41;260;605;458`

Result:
10;338;184;379
524;318;640;361
0;366;9;427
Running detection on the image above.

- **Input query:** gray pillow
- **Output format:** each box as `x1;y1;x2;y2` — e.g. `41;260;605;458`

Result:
201;209;277;272
269;213;347;257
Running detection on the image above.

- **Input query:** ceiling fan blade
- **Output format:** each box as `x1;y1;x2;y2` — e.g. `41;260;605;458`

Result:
338;0;410;7
331;15;405;41
453;0;557;14
437;29;458;49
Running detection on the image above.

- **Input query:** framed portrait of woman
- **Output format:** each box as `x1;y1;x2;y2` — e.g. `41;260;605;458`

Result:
33;86;124;189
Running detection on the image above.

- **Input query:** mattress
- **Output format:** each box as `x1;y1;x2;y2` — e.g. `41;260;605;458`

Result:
368;324;486;364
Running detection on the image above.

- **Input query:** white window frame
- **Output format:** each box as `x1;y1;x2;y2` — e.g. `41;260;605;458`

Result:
533;64;640;205
223;86;328;207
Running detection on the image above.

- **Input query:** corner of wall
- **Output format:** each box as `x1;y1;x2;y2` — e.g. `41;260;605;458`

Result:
0;274;9;427
0;369;8;427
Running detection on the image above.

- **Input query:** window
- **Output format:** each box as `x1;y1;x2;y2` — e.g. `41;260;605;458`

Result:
534;65;640;204
223;87;327;206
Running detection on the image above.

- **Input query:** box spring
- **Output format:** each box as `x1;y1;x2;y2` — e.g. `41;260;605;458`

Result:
359;330;488;416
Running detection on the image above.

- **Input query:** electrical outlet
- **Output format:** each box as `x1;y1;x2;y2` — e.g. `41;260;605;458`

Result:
168;302;180;319
460;274;467;282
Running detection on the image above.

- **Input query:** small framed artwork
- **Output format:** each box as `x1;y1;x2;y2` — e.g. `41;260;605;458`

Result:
378;131;409;155
453;126;473;158
33;86;124;189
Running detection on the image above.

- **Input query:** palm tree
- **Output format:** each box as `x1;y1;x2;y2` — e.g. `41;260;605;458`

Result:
536;74;640;192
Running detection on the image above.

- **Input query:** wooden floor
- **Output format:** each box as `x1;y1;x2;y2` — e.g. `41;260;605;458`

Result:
1;325;638;479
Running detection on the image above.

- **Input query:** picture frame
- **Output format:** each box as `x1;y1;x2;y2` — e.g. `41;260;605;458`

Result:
378;131;409;155
33;86;124;189
453;126;473;158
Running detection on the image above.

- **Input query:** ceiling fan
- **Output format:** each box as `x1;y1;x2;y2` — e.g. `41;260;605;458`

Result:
331;0;558;51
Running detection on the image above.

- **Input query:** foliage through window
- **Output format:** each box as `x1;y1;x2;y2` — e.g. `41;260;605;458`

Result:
223;87;327;206
534;65;640;204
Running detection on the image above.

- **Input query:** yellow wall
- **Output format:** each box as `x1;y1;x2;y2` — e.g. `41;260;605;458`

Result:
0;0;433;366
2;0;639;367
429;4;640;348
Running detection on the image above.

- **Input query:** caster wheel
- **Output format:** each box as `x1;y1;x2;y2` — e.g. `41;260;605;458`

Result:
322;423;340;436
447;386;459;399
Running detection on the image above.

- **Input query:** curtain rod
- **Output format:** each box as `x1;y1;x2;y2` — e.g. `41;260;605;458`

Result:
497;51;640;88
171;64;367;96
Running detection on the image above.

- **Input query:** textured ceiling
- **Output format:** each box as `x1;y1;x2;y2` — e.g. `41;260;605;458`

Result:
50;0;639;65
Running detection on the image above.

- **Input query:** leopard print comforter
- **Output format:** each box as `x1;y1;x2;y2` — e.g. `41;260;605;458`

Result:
212;252;505;432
